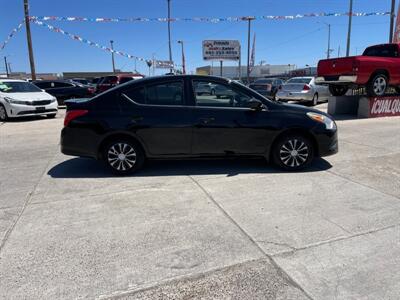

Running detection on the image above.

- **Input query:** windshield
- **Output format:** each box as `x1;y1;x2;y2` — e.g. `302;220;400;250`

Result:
0;81;42;93
286;78;312;84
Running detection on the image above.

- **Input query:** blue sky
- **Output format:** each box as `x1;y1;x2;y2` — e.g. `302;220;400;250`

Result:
0;0;398;75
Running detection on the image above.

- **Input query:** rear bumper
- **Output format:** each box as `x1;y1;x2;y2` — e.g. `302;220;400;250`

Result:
60;127;98;159
276;91;313;102
315;76;357;84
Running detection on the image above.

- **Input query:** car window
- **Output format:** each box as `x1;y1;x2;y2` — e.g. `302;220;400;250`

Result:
119;77;134;84
254;79;273;84
33;81;51;89
53;82;74;88
363;45;399;57
103;76;118;84
146;81;184;106
121;86;146;105
193;80;252;108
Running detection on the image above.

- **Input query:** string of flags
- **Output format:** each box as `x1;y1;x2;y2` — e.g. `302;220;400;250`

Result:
31;20;166;66
29;12;391;23
0;21;24;51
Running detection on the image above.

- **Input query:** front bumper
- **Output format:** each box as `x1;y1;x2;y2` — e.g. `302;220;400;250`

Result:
276;91;313;102
314;128;338;157
315;76;357;84
6;102;58;118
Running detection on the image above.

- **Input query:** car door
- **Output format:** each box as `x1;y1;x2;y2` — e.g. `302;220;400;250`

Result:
118;79;193;156
190;79;274;155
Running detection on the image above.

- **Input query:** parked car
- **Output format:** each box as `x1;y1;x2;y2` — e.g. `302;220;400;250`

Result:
0;79;58;121
249;78;284;99
194;82;217;95
61;75;338;175
276;77;330;106
33;80;95;106
95;74;145;94
316;43;400;97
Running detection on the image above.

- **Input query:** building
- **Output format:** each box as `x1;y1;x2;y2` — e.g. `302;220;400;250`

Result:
196;64;296;82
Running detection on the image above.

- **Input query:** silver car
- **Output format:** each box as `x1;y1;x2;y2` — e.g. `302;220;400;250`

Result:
276;77;330;106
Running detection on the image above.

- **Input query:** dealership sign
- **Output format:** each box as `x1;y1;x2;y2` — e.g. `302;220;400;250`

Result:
154;60;174;69
369;96;400;117
203;40;240;61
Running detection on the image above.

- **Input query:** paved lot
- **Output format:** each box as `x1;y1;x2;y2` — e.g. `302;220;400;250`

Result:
0;104;399;299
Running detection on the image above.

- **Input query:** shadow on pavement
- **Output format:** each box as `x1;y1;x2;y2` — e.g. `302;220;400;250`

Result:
48;157;332;179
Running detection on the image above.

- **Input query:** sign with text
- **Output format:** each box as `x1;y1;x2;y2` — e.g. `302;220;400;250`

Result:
154;60;174;69
369;96;400;117
203;40;240;61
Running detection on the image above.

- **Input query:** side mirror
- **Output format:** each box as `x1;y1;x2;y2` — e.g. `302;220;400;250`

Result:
248;98;264;110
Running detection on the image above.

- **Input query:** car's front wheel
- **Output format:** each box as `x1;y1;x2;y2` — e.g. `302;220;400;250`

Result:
272;134;314;171
0;104;8;121
102;139;145;175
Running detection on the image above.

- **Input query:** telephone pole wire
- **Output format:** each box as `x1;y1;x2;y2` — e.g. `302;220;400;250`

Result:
23;0;36;80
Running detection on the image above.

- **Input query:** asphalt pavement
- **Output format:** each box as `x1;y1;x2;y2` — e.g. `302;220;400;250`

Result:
0;104;399;299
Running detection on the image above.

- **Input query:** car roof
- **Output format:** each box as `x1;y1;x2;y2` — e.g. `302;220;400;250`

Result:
0;79;27;83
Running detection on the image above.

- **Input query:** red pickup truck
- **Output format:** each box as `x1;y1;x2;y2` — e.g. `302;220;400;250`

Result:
316;43;400;97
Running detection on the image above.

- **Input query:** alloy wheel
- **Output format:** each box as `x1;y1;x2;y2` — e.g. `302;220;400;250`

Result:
373;76;387;96
279;138;309;168
107;143;137;171
0;106;7;121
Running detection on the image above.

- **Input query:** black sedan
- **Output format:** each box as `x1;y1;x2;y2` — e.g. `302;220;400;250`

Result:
61;75;338;175
33;80;94;105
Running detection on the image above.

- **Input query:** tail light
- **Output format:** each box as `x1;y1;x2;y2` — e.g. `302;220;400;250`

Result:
303;84;311;91
64;110;88;127
88;87;95;94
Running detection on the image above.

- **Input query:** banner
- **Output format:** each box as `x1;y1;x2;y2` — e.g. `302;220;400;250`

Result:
0;21;24;51
29;12;391;23
369;96;400;118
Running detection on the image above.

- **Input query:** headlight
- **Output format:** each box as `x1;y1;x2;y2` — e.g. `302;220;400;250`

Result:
50;97;57;103
307;112;336;130
4;97;27;105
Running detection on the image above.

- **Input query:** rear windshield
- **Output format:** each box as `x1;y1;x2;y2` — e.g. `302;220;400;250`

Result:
363;45;399;57
286;78;312;84
0;81;42;93
253;79;273;84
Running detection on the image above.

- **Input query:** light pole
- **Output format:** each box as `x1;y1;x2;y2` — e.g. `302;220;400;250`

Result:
346;0;353;56
23;0;36;80
167;0;173;73
245;16;255;84
389;0;396;43
319;22;333;59
177;40;186;74
110;40;116;73
4;56;9;77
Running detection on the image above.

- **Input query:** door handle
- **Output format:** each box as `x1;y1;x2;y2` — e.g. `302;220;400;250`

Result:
198;117;215;125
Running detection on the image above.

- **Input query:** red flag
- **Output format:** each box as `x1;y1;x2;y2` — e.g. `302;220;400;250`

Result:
394;3;400;43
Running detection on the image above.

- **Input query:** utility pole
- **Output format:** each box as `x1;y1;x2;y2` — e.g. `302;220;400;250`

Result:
246;17;255;85
167;0;173;73
110;40;116;73
346;0;353;57
4;56;9;77
220;61;223;77
389;0;396;43
327;24;331;59
338;45;341;57
23;0;36;80
238;45;242;81
177;40;186;74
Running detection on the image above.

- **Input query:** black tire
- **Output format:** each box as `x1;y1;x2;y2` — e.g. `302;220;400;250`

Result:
271;134;314;171
0;104;8;121
47;113;57;119
311;93;318;106
395;87;400;95
367;73;388;97
329;85;348;96
102;138;145;175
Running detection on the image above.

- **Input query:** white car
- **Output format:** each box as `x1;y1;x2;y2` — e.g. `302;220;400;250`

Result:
0;79;58;121
276;77;331;106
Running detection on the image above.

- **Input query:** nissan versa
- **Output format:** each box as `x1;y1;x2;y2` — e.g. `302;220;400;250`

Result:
61;75;338;175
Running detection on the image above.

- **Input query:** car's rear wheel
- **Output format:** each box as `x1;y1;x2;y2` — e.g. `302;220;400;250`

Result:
311;93;318;106
0;104;8;121
329;85;348;96
102;139;145;175
272;134;314;171
367;73;388;97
